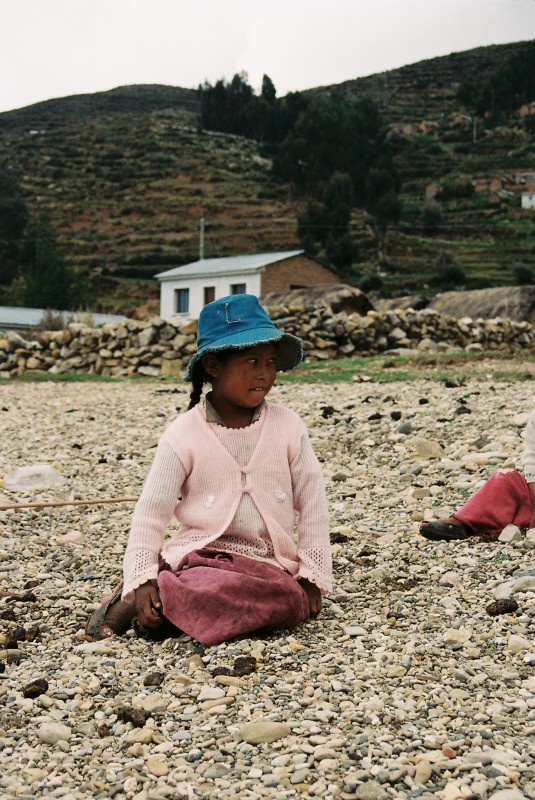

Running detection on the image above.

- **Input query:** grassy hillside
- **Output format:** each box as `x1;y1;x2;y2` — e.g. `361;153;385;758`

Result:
0;84;200;129
0;42;534;315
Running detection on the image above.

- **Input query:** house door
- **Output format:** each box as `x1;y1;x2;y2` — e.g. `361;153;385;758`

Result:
204;287;215;305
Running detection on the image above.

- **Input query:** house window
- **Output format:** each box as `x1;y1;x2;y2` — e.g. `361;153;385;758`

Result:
204;286;215;305
175;288;189;314
230;283;246;295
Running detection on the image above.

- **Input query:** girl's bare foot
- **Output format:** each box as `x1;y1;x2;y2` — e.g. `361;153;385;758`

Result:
105;599;136;634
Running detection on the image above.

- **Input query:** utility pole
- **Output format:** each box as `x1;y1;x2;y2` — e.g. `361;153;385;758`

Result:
199;217;205;260
462;114;477;144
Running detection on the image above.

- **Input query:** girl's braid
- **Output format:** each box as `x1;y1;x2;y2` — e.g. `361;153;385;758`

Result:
187;350;232;410
188;362;205;409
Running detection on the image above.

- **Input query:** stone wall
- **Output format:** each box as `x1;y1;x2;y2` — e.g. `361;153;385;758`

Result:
1;303;534;378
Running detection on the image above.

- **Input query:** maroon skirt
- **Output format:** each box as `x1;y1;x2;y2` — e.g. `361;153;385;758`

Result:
157;549;311;646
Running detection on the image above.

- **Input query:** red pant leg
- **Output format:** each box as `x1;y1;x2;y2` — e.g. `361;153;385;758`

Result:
454;470;532;539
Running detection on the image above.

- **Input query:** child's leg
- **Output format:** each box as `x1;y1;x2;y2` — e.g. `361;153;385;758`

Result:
454;470;532;537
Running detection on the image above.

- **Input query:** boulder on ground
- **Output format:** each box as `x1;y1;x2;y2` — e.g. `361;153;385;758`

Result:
262;283;373;316
430;286;535;323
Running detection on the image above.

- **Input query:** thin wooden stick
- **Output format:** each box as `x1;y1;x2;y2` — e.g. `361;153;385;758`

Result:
0;496;138;511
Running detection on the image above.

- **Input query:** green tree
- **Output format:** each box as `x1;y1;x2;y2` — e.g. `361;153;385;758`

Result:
261;74;276;104
373;189;402;230
364;168;402;228
0;171;29;285
325;233;356;273
199;72;255;137
199;73;301;146
297;172;356;271
266;90;308;146
365;168;395;210
16;217;92;309
324;171;353;230
273;94;397;201
457;41;535;119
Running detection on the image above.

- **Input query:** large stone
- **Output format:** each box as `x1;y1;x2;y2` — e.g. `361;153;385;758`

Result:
240;720;291;744
506;634;531;653
411;438;445;459
160;358;183;378
414;760;433;785
353;781;388;800
146;756;169;777
137;326;158;347
498;524;522;542
137;365;160;377
38;722;72;744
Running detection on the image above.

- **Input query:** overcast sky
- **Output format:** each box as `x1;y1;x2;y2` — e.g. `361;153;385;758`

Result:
1;0;534;114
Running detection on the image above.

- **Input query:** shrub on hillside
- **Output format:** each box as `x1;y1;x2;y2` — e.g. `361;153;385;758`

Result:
421;201;443;233
358;271;384;293
436;177;474;202
512;262;534;285
468;277;492;290
432;250;466;287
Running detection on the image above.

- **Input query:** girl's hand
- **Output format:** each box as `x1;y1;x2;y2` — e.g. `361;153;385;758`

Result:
134;581;163;629
298;578;322;616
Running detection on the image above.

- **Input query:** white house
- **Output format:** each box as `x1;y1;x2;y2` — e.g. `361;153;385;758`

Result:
155;250;338;320
521;192;535;211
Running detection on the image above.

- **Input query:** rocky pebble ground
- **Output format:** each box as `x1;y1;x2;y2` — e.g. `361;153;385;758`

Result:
0;375;534;800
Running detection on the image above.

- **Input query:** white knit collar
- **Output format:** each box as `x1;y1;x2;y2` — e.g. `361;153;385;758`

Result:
203;394;265;427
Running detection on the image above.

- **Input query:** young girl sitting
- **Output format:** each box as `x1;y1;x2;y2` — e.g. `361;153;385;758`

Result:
86;294;332;645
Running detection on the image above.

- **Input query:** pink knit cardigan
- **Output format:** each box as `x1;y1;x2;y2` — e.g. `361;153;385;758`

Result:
122;401;332;599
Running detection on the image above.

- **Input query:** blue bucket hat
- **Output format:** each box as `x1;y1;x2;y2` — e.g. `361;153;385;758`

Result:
183;294;303;381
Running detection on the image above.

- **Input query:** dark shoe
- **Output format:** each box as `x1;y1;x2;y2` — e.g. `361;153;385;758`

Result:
85;588;123;640
419;520;472;541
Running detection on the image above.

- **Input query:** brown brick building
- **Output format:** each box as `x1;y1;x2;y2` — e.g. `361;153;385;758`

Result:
156;251;338;320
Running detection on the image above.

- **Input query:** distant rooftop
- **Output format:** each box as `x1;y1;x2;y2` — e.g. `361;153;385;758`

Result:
0;306;127;333
155;251;305;280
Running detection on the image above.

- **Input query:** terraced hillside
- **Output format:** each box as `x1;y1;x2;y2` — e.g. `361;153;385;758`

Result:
0;108;301;314
0;42;534;314
316;42;529;122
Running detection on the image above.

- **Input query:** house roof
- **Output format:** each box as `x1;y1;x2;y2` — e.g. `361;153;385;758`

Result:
0;306;126;332
155;251;306;281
